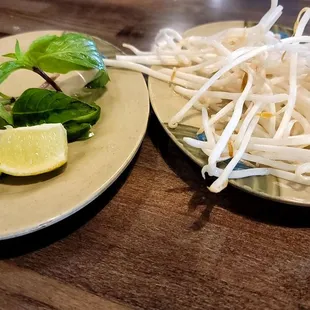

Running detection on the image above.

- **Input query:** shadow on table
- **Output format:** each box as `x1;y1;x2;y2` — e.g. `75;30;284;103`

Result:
148;111;310;230
0;153;137;259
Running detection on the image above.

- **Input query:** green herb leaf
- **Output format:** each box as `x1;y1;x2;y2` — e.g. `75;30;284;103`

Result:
12;88;101;140
86;69;110;89
23;35;58;67
0;105;13;125
0;91;14;106
0;92;11;100
2;53;17;59
27;35;58;54
64;121;92;142
2;41;25;64
24;33;105;74
77;130;94;141
0;61;24;83
15;40;23;60
0;32;109;89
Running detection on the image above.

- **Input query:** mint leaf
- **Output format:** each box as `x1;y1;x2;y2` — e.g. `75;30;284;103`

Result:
86;69;110;89
12;88;101;141
25;33;104;74
0;61;24;83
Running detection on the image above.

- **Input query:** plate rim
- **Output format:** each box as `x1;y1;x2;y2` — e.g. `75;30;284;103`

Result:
149;20;310;207
0;30;150;240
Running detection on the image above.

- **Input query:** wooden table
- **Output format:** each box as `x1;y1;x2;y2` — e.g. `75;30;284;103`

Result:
0;1;309;309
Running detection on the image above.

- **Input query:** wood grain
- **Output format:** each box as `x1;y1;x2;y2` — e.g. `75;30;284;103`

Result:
0;262;129;310
1;1;310;310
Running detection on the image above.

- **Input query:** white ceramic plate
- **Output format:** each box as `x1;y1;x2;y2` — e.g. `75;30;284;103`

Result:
0;30;149;239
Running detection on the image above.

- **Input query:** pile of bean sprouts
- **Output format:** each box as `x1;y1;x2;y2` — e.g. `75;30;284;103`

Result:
104;1;310;193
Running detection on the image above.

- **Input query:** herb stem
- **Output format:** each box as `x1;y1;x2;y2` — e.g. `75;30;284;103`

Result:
32;67;62;92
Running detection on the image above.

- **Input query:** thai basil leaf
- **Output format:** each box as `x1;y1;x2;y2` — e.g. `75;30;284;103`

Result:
27;35;58;54
13;88;101;125
21;35;58;68
77;130;94;141
86;69;110;89
24;33;105;74
0;118;8;128
0;92;16;106
15;40;23;60
0;104;13;125
0;92;11;100
12;88;101;140
2;53;17;59
64;121;92;142
0;33;109;89
2;41;25;62
0;61;24;83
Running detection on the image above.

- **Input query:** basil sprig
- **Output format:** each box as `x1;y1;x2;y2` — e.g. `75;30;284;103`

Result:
0;32;109;91
0;32;109;141
12;88;101;141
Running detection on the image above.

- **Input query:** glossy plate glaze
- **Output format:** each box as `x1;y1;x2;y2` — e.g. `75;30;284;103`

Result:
0;30;149;239
148;21;310;206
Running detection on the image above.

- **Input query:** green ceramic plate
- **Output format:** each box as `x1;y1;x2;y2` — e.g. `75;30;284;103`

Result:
0;30;149;240
148;21;310;206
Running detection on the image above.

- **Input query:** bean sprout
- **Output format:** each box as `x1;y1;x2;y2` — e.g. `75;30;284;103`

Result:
104;2;310;193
